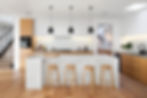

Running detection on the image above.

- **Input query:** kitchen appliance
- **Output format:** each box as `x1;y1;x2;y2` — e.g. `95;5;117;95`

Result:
138;43;147;55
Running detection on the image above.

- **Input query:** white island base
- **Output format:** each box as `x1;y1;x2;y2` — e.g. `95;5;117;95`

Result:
26;55;119;90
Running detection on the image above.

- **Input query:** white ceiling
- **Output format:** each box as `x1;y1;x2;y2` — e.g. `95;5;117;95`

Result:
0;0;147;17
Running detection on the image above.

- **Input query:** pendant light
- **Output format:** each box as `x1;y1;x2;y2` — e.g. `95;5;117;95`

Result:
48;5;54;34
88;5;95;34
68;5;75;34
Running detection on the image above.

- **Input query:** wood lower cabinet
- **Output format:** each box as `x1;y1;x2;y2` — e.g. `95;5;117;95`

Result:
121;54;147;85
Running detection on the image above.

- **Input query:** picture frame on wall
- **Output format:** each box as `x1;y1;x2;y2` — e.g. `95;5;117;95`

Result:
97;24;113;50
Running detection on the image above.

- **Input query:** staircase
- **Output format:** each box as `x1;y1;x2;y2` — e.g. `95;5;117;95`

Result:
0;22;14;69
0;42;14;69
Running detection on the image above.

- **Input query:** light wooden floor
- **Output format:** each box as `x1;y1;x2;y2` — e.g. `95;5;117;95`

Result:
0;69;147;98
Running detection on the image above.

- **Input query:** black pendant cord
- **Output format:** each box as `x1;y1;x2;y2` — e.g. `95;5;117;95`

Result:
68;5;74;34
48;5;54;34
88;5;95;34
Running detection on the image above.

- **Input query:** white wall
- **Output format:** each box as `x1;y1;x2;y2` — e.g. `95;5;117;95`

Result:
121;9;147;36
120;8;147;53
34;17;122;52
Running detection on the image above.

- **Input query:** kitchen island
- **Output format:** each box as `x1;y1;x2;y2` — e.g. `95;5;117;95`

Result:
26;55;120;90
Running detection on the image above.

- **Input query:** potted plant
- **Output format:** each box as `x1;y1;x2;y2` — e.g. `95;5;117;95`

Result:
121;42;133;53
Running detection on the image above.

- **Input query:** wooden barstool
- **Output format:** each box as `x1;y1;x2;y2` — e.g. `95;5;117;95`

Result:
48;64;60;86
64;64;77;86
100;65;115;88
82;65;95;86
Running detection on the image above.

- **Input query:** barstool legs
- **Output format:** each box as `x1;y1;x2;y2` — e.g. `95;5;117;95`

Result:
47;64;115;88
64;65;77;87
100;65;115;88
48;65;60;87
82;66;95;87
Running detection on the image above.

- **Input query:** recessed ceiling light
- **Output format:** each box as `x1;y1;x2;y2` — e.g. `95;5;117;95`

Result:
126;3;147;12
